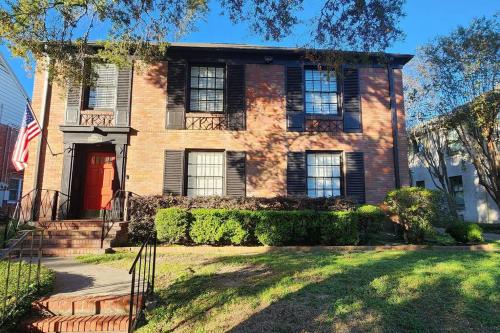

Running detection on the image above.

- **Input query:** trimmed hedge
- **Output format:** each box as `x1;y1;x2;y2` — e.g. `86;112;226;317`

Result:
155;208;192;244
129;195;356;242
154;208;361;246
356;204;385;243
446;222;484;244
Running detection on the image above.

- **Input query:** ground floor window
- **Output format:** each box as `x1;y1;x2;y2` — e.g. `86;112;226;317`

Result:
307;153;341;198
416;180;425;188
8;178;22;202
449;175;465;209
187;151;224;197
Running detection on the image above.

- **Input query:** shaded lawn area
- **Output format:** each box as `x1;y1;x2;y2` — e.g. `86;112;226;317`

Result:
77;249;500;333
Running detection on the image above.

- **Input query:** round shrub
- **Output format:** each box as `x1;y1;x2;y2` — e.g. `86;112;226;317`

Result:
254;211;294;246
446;222;484;244
384;187;440;243
155;208;192;244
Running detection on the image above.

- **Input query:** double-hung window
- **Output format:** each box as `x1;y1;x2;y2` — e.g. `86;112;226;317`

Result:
8;178;22;202
86;64;117;109
305;69;338;115
447;131;461;156
189;66;225;112
187;151;224;196
449;175;465;210
307;153;342;198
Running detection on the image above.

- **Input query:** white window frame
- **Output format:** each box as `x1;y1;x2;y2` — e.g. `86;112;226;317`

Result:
7;178;22;203
87;63;117;110
306;152;342;198
304;69;339;115
187;151;225;197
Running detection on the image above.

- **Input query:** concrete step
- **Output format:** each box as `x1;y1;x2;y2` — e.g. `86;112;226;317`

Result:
34;294;131;316
9;247;109;257
23;314;131;332
37;221;127;231
40;230;118;239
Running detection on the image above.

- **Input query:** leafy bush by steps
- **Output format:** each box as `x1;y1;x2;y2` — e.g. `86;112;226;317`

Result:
155;208;192;244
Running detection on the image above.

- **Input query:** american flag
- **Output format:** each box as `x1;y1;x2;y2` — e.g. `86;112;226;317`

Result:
11;103;42;171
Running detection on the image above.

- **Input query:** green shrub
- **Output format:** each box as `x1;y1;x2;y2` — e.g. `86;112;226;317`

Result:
155;208;192;244
356;204;385;243
446;222;484;243
255;210;358;246
189;209;254;245
384;187;442;243
320;211;359;245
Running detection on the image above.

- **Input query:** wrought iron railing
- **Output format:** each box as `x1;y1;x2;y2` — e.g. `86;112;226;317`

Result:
101;190;139;248
0;229;44;326
128;230;156;333
185;113;228;130
80;110;114;126
3;189;69;248
305;118;343;133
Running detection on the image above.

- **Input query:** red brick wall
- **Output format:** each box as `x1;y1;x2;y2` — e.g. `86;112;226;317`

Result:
26;61;410;204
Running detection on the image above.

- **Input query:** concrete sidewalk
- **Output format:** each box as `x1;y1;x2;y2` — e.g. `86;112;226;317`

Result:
42;257;130;297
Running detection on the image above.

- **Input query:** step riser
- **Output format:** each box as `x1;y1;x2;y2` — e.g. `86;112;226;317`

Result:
25;314;130;332
34;295;131;316
20;240;110;248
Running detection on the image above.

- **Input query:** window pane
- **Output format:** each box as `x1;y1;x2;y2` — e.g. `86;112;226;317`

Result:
88;64;117;109
304;69;338;115
187;152;224;197
307;153;342;198
190;66;225;113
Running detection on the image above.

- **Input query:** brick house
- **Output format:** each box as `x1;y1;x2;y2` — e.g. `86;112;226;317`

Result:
23;43;412;218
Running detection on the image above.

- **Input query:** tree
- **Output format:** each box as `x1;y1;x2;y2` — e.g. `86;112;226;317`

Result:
0;0;406;82
406;16;500;209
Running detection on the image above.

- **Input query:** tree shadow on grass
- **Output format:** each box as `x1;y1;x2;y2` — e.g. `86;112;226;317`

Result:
146;250;499;333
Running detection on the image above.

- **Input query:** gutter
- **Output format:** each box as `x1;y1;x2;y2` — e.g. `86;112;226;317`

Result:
388;64;401;188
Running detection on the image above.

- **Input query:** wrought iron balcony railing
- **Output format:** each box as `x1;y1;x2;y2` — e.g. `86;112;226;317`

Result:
305;118;343;133
80;110;114;127
185;113;228;130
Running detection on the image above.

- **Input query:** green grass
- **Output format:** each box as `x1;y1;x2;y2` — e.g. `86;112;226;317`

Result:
0;260;54;331
78;249;500;332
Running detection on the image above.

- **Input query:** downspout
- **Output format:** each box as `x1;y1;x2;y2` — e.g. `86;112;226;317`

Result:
387;62;401;189
32;59;50;191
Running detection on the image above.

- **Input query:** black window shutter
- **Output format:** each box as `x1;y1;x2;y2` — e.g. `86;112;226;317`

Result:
166;61;186;129
286;66;304;132
66;80;82;125
226;151;246;197
115;67;132;126
226;65;246;130
163;150;185;196
343;68;362;132
287;152;306;196
345;152;366;203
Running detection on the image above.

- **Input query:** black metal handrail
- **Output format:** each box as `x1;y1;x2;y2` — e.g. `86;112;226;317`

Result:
3;189;69;248
0;228;44;326
101;190;140;248
128;230;157;332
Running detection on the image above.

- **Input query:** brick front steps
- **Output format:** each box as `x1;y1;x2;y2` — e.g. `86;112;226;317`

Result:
23;294;138;332
24;314;131;332
10;220;129;256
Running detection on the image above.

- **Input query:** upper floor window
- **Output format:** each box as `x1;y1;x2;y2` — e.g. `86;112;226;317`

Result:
307;153;341;198
8;178;22;202
85;64;117;110
449;175;465;210
187;151;224;197
189;66;224;113
304;69;338;115
447;131;461;156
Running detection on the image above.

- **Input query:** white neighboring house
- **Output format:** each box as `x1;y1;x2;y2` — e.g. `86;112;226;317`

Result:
0;53;28;207
409;130;499;224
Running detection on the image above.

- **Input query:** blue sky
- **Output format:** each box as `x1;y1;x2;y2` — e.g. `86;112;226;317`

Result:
1;0;498;96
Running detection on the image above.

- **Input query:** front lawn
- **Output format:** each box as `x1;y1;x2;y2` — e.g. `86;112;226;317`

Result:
78;249;500;332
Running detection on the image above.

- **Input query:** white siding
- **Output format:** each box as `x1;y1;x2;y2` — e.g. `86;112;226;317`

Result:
0;55;27;128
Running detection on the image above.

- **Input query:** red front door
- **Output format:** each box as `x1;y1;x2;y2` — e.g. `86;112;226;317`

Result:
83;152;116;211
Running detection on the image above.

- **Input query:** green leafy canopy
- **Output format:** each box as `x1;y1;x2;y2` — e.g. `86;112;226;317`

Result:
0;0;406;82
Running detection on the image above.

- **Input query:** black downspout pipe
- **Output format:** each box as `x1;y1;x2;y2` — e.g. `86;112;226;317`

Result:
388;63;401;189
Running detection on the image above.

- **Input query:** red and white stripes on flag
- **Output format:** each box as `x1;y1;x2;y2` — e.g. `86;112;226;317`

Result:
11;103;42;171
